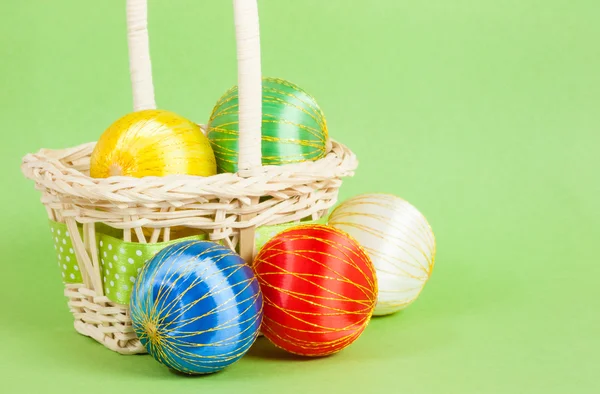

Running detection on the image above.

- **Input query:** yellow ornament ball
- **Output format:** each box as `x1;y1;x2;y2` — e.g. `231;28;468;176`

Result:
90;110;217;178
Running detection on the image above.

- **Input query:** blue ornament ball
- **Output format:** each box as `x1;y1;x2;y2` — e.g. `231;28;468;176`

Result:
130;240;263;374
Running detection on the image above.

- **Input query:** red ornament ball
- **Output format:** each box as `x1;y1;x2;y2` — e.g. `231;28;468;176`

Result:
253;224;377;356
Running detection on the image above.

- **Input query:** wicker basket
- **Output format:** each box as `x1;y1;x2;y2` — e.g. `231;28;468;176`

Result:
21;0;357;355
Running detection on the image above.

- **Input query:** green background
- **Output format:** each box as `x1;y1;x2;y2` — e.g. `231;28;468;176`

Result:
1;0;598;392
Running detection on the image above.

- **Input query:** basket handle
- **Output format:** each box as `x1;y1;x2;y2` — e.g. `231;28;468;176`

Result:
126;0;262;170
126;0;156;111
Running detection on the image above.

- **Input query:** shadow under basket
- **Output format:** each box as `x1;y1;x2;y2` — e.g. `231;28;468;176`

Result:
21;139;357;354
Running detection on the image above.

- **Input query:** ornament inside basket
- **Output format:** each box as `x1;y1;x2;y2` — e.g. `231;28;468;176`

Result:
20;0;357;354
208;77;331;173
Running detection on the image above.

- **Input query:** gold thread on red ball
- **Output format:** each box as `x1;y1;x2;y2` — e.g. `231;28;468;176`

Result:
253;224;377;356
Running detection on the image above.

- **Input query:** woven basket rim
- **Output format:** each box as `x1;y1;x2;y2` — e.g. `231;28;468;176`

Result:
21;139;357;205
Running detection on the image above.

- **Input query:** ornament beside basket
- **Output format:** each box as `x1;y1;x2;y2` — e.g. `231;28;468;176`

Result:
131;240;263;374
254;225;377;357
125;196;435;374
21;0;357;355
329;194;436;315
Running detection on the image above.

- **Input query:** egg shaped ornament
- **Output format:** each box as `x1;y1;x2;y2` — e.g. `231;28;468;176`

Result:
90;109;216;178
329;194;436;316
207;77;330;173
253;225;377;357
130;240;263;374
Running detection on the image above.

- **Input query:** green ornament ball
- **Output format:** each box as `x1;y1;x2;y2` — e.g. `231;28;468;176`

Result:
207;77;330;173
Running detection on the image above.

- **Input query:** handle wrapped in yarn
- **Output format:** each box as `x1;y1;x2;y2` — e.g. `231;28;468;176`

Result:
126;0;156;111
125;0;262;169
233;0;262;171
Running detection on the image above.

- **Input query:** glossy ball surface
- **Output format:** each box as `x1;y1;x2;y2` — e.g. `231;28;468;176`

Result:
207;77;329;173
329;194;436;315
130;240;263;374
90;109;216;178
253;225;377;357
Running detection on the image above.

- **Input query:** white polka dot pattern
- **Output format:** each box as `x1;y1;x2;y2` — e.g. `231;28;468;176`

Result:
48;220;241;305
50;221;82;284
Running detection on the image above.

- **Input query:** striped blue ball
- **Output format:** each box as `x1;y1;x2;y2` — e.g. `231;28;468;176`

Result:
130;240;263;374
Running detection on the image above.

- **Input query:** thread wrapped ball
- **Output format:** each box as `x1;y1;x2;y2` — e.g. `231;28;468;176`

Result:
130;240;263;374
253;225;377;357
90;109;216;178
207;77;330;173
329;194;436;316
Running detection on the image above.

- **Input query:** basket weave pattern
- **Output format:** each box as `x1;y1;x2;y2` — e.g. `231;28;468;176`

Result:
66;284;142;354
21;0;357;354
22;139;356;354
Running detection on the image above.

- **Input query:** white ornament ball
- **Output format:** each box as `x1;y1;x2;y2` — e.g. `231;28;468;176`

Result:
328;193;436;315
